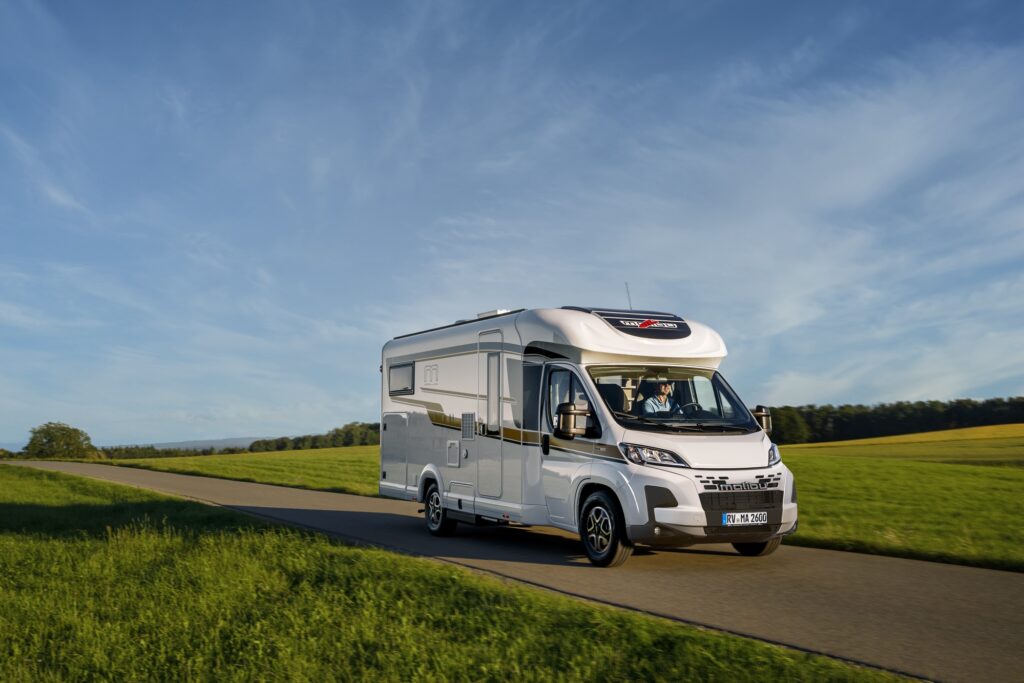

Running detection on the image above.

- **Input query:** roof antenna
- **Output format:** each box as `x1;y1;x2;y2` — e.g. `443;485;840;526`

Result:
624;282;633;310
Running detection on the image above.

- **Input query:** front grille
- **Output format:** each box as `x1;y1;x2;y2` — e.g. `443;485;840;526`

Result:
700;490;782;511
700;490;783;531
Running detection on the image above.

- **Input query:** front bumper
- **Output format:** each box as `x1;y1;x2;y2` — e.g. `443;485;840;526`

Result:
623;471;798;547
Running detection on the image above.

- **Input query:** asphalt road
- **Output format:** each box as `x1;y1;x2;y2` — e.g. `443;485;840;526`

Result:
8;461;1024;682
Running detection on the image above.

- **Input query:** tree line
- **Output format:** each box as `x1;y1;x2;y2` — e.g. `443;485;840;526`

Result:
769;396;1024;445
3;421;380;460
248;423;380;452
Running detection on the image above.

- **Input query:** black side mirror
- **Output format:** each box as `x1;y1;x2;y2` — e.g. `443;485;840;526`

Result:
753;405;772;434
554;402;589;439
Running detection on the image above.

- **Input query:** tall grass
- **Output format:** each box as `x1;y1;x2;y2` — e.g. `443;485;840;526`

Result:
0;467;898;682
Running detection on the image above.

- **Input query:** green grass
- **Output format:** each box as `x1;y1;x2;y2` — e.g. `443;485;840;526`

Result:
783;424;1024;571
786;423;1024;463
109;425;1024;571
0;466;898;682
111;446;380;496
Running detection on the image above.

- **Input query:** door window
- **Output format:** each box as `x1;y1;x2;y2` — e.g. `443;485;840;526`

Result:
486;352;500;435
547;368;601;438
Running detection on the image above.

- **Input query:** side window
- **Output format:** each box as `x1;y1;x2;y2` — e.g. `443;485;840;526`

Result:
548;369;572;430
388;362;414;396
522;363;542;431
485;352;500;435
547;368;601;438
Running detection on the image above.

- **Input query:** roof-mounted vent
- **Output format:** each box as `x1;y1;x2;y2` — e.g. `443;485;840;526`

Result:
477;309;511;320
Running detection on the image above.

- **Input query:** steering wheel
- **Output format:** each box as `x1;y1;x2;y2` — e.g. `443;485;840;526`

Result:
678;402;701;416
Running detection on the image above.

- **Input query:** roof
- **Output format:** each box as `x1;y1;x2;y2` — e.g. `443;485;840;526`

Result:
385;306;727;369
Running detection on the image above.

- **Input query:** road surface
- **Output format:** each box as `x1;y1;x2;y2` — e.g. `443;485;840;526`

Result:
7;460;1023;682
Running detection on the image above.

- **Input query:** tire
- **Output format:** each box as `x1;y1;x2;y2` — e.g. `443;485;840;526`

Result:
732;537;782;556
579;490;633;567
424;482;457;537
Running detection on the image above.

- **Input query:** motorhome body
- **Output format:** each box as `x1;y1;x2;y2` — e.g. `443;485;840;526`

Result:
380;307;797;566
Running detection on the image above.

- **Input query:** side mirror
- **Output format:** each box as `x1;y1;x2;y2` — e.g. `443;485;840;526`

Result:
555;402;589;439
753;405;772;434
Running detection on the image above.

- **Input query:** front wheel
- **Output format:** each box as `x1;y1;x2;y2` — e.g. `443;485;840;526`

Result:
579;491;633;567
424;482;457;536
732;537;781;556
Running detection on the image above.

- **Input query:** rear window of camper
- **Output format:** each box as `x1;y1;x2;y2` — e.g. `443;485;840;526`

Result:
389;362;414;395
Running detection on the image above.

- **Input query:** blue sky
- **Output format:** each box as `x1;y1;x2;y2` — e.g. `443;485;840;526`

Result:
2;1;1023;447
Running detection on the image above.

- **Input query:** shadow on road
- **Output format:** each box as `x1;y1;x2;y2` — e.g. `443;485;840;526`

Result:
231;505;738;567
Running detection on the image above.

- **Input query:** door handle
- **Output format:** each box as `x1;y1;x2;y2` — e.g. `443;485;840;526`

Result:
541;434;550;456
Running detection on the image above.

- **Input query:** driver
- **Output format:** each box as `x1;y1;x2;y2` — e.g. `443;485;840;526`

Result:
643;381;679;415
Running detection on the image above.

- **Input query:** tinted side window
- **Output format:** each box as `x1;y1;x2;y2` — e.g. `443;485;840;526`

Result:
547;368;601;438
389;363;414;396
548;369;571;429
522;363;542;431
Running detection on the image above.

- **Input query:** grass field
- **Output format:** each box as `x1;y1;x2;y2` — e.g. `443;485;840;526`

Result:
782;424;1024;571
112;446;380;496
0;466;898;682
108;424;1024;572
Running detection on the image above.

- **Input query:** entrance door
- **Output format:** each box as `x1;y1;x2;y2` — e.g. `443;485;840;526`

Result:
477;330;503;498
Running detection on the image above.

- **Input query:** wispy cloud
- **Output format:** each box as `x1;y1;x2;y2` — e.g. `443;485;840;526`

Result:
1;123;93;217
1;2;1022;443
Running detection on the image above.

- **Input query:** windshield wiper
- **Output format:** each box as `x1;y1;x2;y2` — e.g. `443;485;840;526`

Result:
663;421;754;433
610;411;678;430
700;424;755;433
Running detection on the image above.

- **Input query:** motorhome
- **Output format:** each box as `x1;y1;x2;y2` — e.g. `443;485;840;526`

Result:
379;307;797;566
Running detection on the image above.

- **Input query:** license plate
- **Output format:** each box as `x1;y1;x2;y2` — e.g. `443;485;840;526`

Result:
722;511;768;526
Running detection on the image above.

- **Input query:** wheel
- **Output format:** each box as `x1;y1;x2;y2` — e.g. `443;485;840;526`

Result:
579;490;633;567
424;482;457;536
732;537;781;556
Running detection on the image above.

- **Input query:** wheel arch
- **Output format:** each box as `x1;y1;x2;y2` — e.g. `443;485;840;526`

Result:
575;478;622;530
417;464;444;503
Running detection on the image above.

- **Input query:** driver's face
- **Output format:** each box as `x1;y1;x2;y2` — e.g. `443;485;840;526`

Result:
658;382;671;395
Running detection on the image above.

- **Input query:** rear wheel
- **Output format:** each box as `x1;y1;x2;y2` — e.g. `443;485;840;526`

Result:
579;490;633;567
424;482;457;536
732;537;781;556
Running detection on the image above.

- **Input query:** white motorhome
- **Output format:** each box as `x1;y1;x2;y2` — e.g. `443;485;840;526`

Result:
379;307;797;566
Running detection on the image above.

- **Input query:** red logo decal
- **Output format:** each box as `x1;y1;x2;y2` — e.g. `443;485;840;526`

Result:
638;319;657;328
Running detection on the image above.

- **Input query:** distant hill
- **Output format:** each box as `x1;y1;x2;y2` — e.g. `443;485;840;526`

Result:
0;441;24;452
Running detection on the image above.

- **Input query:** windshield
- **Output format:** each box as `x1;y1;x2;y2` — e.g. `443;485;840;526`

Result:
586;365;758;433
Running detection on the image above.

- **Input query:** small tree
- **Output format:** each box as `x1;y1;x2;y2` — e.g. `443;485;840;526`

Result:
0;448;13;459
24;422;103;459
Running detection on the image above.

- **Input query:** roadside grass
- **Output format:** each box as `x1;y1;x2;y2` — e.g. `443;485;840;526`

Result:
0;466;899;682
783;424;1024;571
111;446;380;496
108;424;1024;571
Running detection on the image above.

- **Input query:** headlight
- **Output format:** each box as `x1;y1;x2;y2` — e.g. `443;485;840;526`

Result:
768;443;781;467
619;443;690;467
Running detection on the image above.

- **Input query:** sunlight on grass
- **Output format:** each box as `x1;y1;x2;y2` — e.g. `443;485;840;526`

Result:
0;467;899;682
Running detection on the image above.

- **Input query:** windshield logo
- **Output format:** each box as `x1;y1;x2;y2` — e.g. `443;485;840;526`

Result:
619;319;678;329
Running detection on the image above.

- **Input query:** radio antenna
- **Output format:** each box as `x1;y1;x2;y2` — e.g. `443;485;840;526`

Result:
624;282;633;310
